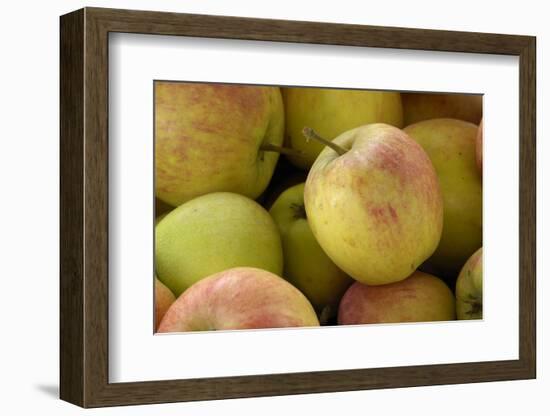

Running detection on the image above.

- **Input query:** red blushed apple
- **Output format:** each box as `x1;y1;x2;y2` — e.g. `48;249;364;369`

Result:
155;278;175;330
155;82;284;207
157;267;320;332
338;271;455;325
304;124;443;286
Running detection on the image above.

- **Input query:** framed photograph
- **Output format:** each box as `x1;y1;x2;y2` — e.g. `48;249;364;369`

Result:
60;7;536;408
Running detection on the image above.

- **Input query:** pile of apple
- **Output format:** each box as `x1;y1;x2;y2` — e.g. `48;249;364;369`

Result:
154;82;483;333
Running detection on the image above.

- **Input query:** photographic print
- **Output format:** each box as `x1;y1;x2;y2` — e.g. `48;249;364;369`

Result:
153;82;483;333
60;8;534;407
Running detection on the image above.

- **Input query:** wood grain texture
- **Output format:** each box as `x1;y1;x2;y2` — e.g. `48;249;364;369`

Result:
85;7;532;54
59;7;537;408
518;38;536;376
83;9;111;406
59;8;84;407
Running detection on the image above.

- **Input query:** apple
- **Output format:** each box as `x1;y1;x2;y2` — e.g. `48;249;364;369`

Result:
157;267;320;332
155;82;284;207
304;123;443;286
476;119;483;173
155;277;175;330
269;183;352;318
338;271;456;324
402;93;482;126
404;119;482;278
156;192;283;297
455;247;483;320
282;87;403;170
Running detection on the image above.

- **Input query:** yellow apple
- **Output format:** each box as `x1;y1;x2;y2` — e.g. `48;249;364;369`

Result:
404;119;482;277
283;87;403;170
156;192;283;296
338;271;456;324
269;183;352;317
455;247;483;320
304;123;443;286
155;82;284;206
157;267;319;332
402;93;482;126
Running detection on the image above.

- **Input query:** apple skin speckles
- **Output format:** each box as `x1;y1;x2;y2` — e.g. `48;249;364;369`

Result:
157;267;320;332
367;203;399;225
155;82;284;207
338;271;455;325
304;123;443;286
404;118;481;277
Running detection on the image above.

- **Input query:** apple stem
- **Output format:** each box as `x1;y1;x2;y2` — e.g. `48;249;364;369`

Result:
302;127;347;156
260;143;304;158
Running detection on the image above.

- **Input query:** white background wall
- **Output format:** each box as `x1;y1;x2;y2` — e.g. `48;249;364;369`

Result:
0;0;546;414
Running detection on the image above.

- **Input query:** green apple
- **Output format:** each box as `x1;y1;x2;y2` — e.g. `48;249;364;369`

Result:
269;183;352;317
282;87;403;170
158;267;320;332
304;123;443;286
476;119;483;173
155;82;284;207
338;271;456;324
402;93;482;126
155;277;175;331
156;192;283;296
455;247;483;320
404;119;482;277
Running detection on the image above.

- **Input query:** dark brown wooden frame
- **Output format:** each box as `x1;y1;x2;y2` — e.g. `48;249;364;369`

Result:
60;7;536;408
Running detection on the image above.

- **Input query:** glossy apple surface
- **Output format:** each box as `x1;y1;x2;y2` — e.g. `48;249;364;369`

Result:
338;271;455;324
305;123;443;286
156;192;283;297
155;82;284;206
157;267;320;332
